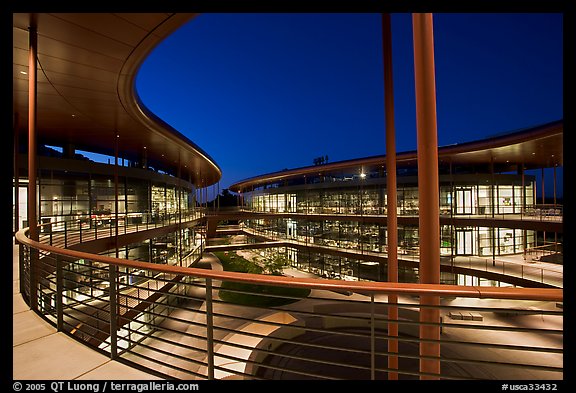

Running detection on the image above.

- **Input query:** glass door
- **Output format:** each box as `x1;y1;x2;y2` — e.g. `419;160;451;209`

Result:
456;228;476;255
455;187;474;214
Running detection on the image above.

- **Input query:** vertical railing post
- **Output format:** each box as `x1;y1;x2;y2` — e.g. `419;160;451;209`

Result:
56;255;63;331
64;221;68;248
19;243;28;299
370;293;375;380
205;278;215;379
109;264;118;359
29;247;39;311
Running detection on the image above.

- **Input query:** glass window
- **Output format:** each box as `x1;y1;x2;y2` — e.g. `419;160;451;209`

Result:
477;185;492;215
498;186;514;214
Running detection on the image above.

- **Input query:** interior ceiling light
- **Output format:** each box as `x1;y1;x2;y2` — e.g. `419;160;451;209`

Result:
20;71;27;75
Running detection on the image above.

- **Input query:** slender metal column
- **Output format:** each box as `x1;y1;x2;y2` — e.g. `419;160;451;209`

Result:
382;12;399;380
520;164;525;214
541;167;545;204
27;25;38;242
553;165;557;206
27;23;39;311
541;167;546;247
14;113;20;234
449;160;454;267
553;165;557;249
521;165;527;258
177;155;182;266
491;157;496;266
114;133;119;257
412;13;441;379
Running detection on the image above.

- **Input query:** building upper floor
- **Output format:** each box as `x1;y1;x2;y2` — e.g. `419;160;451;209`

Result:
13;13;221;188
230;119;562;194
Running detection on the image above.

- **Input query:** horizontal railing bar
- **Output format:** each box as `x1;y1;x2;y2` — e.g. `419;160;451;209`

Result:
122;323;209;351
61;309;110;330
439;321;563;335
209;305;562;339
122;310;209;333
117;355;191;380
212;332;376;359
434;355;564;373
376;332;563;354
16;227;563;302
210;364;267;381
416;302;563;316
115;285;206;303
256;357;429;380
60;291;111;309
61;312;110;334
208;343;487;381
118;347;207;380
211;339;443;380
218;357;339;380
119;334;208;368
61;292;112;308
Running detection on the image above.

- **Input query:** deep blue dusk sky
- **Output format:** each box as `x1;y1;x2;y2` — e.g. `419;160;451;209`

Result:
135;13;563;196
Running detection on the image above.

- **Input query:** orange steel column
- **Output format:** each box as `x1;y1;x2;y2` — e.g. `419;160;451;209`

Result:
382;12;399;380
412;13;441;379
27;23;39;312
28;25;38;242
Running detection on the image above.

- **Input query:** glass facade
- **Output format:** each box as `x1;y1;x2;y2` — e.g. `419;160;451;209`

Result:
13;145;210;315
16;171;196;233
239;172;542;281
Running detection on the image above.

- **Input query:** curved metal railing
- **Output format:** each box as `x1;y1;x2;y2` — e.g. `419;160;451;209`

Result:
15;224;563;380
35;210;204;248
239;226;563;288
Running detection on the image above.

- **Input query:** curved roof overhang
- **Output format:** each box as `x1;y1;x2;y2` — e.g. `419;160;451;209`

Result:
13;13;221;187
231;119;563;192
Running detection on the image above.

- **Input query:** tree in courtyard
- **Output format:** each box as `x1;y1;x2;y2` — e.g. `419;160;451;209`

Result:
263;253;289;275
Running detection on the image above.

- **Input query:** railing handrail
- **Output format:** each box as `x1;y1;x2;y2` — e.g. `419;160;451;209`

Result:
15;227;563;302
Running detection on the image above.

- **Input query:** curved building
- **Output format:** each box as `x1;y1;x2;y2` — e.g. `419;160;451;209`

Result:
13;12;222;364
230;120;563;286
13;13;563;381
13;13;220;251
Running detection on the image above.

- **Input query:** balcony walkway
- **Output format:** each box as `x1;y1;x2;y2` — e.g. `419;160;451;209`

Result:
216;228;563;288
13;232;563;380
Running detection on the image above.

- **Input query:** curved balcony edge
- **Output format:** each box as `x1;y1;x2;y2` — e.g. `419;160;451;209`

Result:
15;227;563;303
